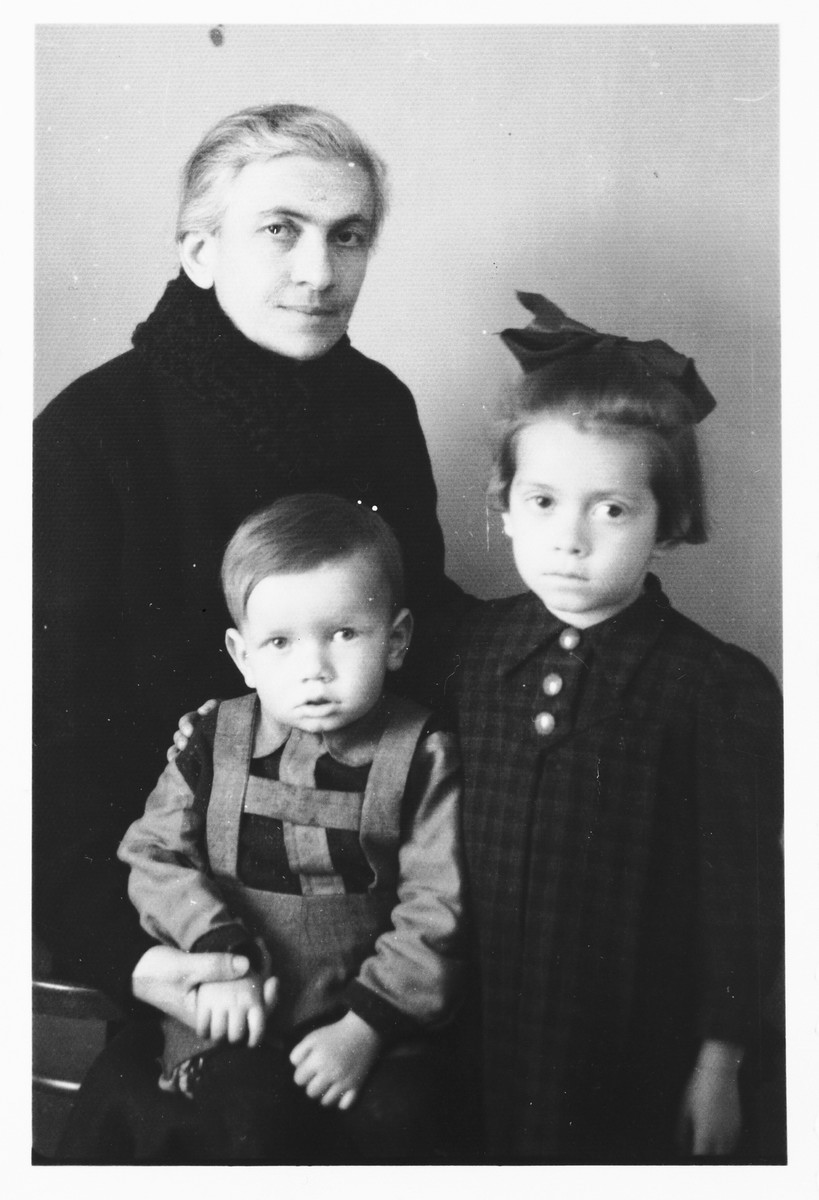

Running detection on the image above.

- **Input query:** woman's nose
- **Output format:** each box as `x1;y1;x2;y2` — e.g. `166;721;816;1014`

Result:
290;232;334;291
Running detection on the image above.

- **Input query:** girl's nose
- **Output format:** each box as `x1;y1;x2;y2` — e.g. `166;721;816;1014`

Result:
552;510;587;555
290;232;334;291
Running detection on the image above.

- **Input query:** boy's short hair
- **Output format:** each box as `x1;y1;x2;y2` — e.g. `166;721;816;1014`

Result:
177;103;388;243
221;493;406;627
491;343;708;545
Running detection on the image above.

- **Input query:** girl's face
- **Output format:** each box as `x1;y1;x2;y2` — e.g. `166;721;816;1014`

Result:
502;415;667;628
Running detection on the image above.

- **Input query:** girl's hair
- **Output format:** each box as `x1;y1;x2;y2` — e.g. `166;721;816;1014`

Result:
221;493;405;628
491;343;708;544
177;103;388;243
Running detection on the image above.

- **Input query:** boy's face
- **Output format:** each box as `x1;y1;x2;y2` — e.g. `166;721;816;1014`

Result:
181;154;374;361
226;550;412;739
502;415;667;628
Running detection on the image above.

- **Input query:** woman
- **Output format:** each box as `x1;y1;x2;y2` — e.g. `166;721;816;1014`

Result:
34;107;466;1152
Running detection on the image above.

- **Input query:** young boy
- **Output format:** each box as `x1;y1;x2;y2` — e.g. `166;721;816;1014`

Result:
117;493;466;1163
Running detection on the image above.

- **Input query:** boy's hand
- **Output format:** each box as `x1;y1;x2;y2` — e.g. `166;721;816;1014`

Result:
675;1039;744;1156
166;698;219;762
195;971;273;1047
132;944;277;1029
289;1011;383;1109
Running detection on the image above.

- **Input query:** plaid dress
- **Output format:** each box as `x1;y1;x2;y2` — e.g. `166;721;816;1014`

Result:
451;575;783;1161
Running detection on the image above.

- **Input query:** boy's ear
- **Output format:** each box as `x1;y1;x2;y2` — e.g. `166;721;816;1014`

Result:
179;230;217;289
225;628;254;687
386;607;413;672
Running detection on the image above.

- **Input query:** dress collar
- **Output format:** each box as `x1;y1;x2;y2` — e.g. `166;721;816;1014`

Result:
497;573;671;686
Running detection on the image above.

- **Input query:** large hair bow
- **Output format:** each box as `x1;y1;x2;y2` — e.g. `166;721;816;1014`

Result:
500;292;716;422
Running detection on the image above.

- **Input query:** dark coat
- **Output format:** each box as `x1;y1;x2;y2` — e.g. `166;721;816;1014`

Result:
33;273;463;1005
450;577;783;1161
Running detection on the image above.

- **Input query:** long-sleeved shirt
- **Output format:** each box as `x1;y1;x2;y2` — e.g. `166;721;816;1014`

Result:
119;692;467;1067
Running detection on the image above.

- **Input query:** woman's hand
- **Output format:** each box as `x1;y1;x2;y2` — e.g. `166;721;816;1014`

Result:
131;944;277;1030
166;698;219;762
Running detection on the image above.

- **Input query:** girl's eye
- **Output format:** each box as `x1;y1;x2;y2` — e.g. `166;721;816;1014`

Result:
598;502;626;520
334;628;357;642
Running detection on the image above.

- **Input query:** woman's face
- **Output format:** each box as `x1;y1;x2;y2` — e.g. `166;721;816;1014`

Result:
181;155;375;361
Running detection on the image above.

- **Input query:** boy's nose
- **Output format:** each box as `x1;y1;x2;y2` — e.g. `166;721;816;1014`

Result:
298;639;333;681
290;232;334;291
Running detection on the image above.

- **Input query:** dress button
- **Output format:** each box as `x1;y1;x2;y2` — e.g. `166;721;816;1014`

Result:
542;672;563;697
559;627;581;651
534;711;556;736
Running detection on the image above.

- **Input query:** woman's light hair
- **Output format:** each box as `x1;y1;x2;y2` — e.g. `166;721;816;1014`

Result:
177;104;388;243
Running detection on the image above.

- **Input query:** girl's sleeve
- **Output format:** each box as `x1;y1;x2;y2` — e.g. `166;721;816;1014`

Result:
345;726;468;1039
117;726;251;956
693;647;784;1044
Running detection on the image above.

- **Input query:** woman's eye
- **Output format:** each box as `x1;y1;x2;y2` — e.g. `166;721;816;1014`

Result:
531;495;554;510
335;227;367;248
334;628;356;642
265;223;292;240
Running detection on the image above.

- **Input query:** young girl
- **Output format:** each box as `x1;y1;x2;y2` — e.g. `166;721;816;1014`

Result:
451;294;783;1164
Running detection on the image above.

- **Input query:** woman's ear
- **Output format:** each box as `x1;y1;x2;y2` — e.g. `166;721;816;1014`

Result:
501;510;512;537
225;628;253;687
179;230;217;289
386;608;414;672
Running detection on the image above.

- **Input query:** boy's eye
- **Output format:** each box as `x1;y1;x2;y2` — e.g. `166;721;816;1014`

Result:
268;636;288;649
333;627;357;642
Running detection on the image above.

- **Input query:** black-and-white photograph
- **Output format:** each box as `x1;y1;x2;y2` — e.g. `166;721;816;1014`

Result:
28;17;808;1191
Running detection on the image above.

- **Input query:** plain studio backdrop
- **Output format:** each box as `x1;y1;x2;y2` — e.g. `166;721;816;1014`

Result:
34;23;780;681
